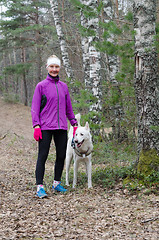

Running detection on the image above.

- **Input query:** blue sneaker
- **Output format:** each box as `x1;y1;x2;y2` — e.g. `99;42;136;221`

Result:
36;188;47;198
52;183;67;193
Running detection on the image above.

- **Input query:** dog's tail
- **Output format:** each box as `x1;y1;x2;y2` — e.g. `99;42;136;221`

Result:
75;113;81;126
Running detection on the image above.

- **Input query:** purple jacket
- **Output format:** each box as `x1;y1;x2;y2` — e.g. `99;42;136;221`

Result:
31;74;77;130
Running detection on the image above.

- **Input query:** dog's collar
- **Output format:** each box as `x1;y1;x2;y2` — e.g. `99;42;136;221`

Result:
74;147;92;158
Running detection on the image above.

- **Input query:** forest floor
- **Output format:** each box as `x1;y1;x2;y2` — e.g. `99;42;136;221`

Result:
0;97;159;240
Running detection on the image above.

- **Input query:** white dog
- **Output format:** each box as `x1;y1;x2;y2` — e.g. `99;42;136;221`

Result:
66;113;93;188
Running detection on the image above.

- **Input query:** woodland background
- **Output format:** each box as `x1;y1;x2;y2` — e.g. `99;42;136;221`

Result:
0;0;137;139
0;0;159;187
0;1;159;238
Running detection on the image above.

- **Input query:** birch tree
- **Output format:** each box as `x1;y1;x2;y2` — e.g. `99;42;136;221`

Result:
80;7;90;86
117;0;133;14
80;0;102;123
49;0;75;81
133;0;159;174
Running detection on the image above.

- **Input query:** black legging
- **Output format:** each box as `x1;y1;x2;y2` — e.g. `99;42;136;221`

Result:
35;130;67;185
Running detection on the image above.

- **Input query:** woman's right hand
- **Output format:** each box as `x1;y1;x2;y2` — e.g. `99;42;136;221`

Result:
34;127;42;141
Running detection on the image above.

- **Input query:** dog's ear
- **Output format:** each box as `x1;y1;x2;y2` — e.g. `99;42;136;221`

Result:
85;122;90;131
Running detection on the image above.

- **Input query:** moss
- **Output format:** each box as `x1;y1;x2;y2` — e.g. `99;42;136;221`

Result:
137;149;159;175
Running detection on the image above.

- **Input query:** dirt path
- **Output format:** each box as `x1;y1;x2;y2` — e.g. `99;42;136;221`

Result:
0;97;159;239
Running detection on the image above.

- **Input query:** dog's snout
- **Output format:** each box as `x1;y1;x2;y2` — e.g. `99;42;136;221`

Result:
74;139;78;143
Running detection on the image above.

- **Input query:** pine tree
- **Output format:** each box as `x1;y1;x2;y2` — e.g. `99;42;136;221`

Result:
0;0;50;105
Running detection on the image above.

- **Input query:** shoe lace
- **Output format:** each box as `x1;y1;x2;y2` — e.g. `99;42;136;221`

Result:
40;188;45;193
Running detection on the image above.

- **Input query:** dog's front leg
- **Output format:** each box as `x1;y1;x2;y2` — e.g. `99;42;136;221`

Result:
73;158;79;188
66;160;70;186
66;151;72;186
86;159;92;188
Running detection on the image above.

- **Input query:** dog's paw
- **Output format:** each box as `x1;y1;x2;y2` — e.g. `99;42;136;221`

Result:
65;183;70;186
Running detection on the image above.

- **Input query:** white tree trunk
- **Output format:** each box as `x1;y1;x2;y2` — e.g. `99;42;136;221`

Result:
80;10;90;85
80;0;102;117
49;0;74;80
117;0;133;14
133;0;159;173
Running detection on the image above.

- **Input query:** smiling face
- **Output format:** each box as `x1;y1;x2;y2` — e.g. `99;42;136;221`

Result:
74;126;90;149
73;122;93;153
74;130;85;148
47;64;60;77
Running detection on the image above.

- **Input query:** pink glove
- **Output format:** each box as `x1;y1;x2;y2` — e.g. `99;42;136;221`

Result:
34;128;42;141
73;126;78;137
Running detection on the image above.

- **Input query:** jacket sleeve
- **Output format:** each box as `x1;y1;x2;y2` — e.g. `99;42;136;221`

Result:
31;83;42;128
65;85;77;126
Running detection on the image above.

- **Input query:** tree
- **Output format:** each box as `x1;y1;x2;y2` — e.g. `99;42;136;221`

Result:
49;0;75;82
0;0;51;105
69;0;103;132
93;1;135;141
101;0;124;141
133;0;159;174
0;0;31;105
80;0;102;121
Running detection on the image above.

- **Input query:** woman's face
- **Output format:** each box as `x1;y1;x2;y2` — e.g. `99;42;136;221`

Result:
47;64;60;77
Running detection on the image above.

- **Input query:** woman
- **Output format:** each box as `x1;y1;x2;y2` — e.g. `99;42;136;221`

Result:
31;55;77;198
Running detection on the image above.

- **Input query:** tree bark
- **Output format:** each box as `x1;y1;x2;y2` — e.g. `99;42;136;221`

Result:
3;52;8;93
21;48;28;106
49;0;75;81
156;0;159;70
80;9;90;87
133;0;159;174
34;6;43;84
80;0;102;123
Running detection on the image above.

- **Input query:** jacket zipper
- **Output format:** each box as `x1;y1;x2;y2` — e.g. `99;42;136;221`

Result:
55;82;60;129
